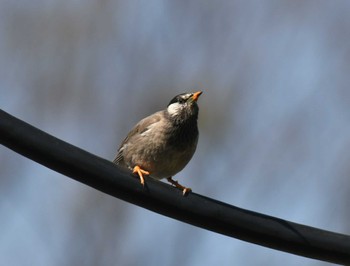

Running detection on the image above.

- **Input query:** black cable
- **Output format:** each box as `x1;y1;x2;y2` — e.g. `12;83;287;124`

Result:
0;109;349;265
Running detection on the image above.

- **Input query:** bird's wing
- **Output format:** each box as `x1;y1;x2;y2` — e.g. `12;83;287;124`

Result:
113;111;164;164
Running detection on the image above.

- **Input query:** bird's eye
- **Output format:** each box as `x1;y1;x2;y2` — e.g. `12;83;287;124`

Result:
178;97;186;104
167;93;190;107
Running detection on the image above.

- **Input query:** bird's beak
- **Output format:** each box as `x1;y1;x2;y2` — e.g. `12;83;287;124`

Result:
192;91;203;102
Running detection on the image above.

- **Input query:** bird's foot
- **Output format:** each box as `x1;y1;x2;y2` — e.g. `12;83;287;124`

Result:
167;177;192;196
132;165;149;186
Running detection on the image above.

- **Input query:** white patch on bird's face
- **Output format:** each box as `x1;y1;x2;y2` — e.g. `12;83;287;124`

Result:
167;102;183;116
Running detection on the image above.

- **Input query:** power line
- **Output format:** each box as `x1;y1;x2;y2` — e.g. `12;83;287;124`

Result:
0;109;349;265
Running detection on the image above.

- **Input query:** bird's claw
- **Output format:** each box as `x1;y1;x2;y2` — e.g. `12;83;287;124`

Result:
167;177;191;196
182;187;192;196
132;165;149;186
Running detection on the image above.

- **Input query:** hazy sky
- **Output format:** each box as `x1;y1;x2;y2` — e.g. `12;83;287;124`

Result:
1;1;350;265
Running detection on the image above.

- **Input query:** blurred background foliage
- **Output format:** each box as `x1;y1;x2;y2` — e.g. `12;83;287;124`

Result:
1;1;350;265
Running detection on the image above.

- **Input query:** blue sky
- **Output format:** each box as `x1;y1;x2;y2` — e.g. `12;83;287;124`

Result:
1;1;349;265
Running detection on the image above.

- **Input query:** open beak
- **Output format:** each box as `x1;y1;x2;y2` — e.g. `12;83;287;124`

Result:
192;91;203;102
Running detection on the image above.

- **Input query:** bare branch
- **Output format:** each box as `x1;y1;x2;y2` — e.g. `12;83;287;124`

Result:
0;109;349;265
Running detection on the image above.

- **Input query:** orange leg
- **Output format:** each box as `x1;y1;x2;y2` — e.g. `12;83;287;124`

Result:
132;165;150;186
167;177;192;196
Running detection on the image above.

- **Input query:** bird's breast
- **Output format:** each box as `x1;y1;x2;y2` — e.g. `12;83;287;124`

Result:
121;120;198;179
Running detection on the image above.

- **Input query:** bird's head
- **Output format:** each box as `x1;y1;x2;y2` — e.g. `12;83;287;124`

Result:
166;91;202;123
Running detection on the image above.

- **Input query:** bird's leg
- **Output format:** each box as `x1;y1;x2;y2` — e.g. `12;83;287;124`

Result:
167;177;192;196
132;165;149;186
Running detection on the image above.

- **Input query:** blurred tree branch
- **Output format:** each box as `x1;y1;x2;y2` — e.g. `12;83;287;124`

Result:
0;109;349;265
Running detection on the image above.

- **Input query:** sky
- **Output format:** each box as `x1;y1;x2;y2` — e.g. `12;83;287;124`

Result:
1;1;350;265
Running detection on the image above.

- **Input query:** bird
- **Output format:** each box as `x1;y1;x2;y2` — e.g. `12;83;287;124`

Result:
113;91;202;195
